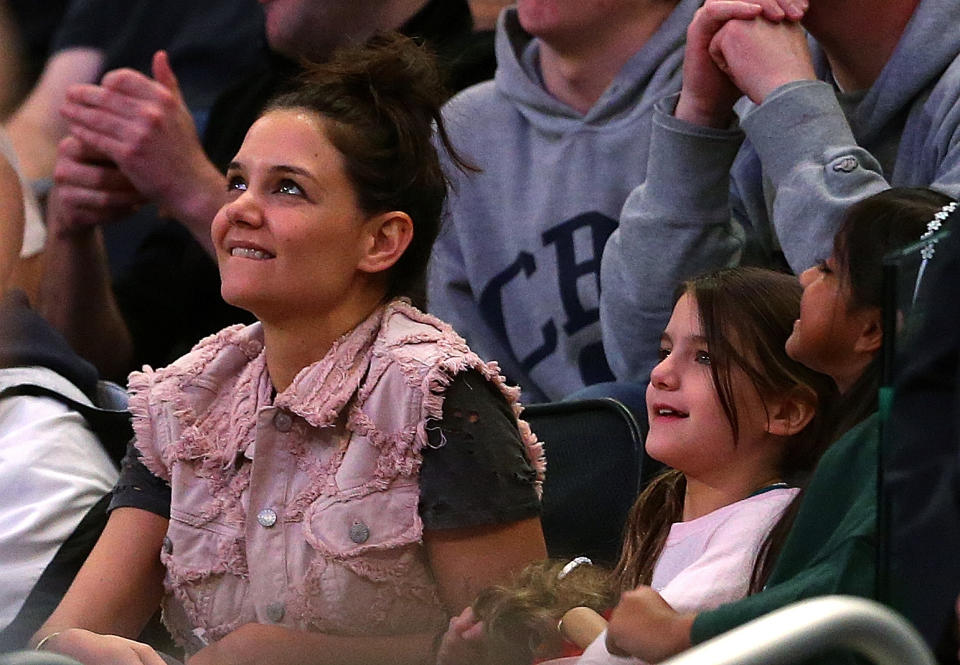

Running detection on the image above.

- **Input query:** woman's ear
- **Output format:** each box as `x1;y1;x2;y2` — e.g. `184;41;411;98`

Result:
357;210;413;274
765;391;816;437
851;306;883;355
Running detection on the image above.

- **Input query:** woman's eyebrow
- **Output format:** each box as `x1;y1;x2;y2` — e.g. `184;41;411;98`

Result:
268;164;315;180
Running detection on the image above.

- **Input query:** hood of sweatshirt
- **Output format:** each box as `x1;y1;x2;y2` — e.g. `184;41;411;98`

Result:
811;0;960;145
0;289;100;401
492;0;701;133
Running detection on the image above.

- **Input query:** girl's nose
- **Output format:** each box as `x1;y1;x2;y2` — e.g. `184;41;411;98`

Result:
798;265;816;288
649;353;678;390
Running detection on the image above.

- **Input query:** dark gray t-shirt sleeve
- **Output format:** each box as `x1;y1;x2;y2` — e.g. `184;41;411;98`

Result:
108;439;171;518
419;370;541;530
109;371;541;528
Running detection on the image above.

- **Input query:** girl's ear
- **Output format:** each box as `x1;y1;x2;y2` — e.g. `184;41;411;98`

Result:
851;306;883;355
357;211;413;274
765;391;816;437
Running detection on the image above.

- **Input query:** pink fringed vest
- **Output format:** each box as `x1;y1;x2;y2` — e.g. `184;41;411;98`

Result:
128;299;544;653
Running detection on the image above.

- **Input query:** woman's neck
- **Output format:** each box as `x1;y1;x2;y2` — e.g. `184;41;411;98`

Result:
260;290;386;393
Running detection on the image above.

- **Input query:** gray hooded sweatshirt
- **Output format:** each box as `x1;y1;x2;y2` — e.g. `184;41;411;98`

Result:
428;1;700;402
602;0;960;384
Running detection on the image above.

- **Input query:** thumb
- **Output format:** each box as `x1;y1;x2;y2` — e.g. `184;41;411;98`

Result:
152;50;182;98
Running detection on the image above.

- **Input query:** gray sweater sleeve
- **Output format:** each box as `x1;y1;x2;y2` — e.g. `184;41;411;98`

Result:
740;80;890;273
600;95;745;383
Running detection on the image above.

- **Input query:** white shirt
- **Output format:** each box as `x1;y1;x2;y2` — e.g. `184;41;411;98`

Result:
573;487;799;665
0;367;117;628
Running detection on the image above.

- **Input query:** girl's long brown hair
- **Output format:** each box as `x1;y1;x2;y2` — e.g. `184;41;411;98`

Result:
614;268;837;592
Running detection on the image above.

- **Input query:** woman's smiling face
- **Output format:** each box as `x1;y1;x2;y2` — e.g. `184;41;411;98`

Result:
211;109;373;322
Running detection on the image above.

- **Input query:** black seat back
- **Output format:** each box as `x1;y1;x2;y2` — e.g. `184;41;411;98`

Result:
523;397;659;566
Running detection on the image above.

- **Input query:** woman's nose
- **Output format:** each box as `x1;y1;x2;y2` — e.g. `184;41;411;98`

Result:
223;190;263;228
798;265;816;288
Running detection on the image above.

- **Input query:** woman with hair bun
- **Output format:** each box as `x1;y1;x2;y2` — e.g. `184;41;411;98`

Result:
31;33;547;665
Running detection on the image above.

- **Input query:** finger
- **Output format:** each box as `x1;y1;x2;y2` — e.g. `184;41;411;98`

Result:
64;82;148;121
101;66;170;101
54;156;136;193
605;630;630;657
66;122;137;164
698;1;766;29
131;642;171;665
460;620;485;642
57;182;144;213
61;99;136;144
450;606;477;632
707;30;732;76
779;0;807;20
58;134;112;164
152;50;183;100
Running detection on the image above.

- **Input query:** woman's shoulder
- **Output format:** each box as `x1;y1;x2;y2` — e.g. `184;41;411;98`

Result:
127;322;265;404
375;300;476;372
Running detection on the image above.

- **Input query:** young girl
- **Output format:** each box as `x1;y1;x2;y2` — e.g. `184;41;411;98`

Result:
600;187;958;664
30;34;547;665
438;266;836;665
786;186;957;431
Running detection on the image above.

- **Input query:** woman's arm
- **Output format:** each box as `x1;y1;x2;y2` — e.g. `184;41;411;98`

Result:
423;518;547;614
31;507;169;663
0;151;23;293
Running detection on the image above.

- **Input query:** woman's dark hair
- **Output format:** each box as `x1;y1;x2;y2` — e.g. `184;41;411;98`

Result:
829;187;955;437
265;32;474;306
614;267;836;592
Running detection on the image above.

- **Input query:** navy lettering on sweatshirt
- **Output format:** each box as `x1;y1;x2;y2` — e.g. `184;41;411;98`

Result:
479;212;617;386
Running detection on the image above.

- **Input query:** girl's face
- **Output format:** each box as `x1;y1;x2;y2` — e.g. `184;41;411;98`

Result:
785;256;877;389
212;109;373;321
645;293;772;485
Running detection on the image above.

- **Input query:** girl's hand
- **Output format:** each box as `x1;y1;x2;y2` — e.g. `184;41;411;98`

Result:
605;588;695;663
435;607;486;665
37;628;168;665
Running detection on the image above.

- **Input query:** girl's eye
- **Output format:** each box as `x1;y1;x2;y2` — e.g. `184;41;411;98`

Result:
816;259;833;274
695;350;712;366
277;179;304;196
657;346;671;361
226;175;247;193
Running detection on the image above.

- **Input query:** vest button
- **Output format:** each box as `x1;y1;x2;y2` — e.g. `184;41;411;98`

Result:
349;520;370;544
273;410;293;432
162;536;173;555
266;602;285;623
257;508;278;528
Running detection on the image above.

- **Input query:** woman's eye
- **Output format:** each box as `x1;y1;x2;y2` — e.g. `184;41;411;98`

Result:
657;346;671;361
816;259;832;274
226;175;247;193
695;350;712;366
277;179;304;196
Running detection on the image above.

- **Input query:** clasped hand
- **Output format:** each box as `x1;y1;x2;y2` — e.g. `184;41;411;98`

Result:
677;0;817;127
